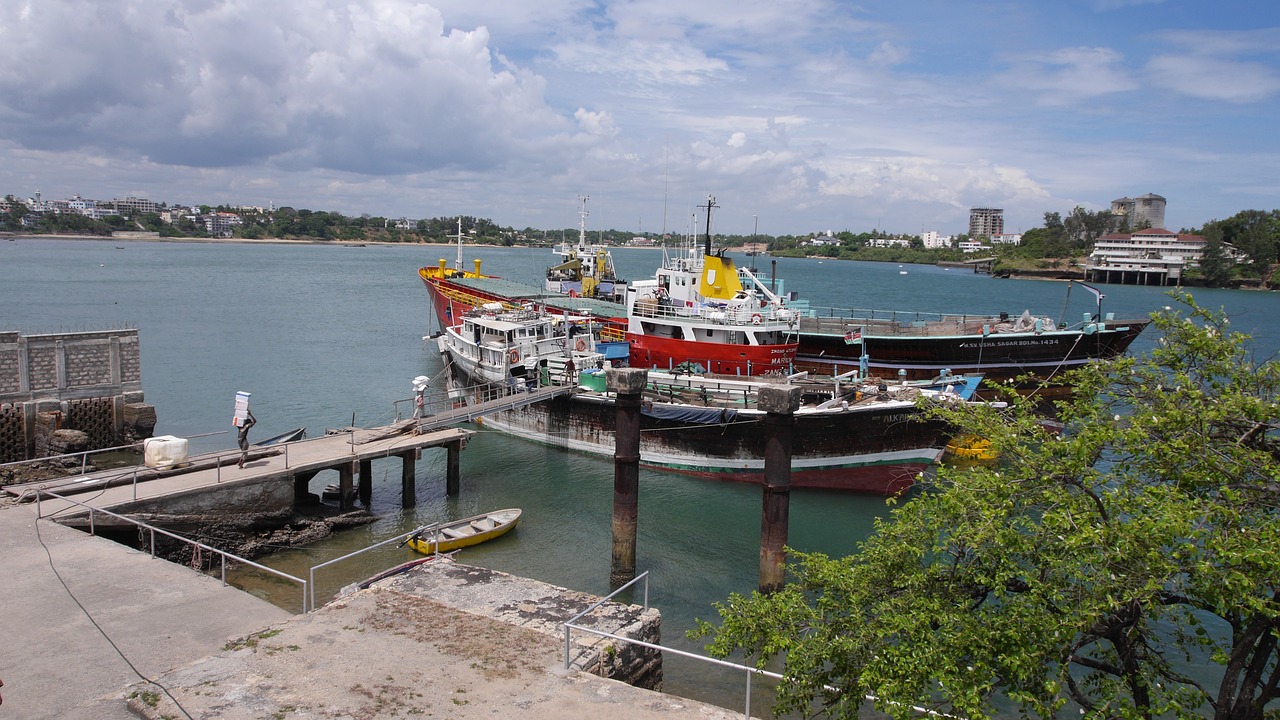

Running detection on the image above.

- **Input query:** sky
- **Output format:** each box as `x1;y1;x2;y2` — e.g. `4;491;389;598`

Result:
1;1;1278;237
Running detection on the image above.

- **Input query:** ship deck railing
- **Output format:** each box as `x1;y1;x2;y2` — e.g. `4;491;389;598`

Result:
632;298;797;327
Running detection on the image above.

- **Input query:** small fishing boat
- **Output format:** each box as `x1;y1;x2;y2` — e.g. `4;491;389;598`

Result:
944;435;997;461
405;508;522;554
254;427;306;446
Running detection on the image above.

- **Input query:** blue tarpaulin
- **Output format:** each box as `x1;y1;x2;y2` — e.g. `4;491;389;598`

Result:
641;403;737;424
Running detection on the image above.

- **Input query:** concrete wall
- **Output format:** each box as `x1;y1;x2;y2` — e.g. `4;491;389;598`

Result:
0;329;150;463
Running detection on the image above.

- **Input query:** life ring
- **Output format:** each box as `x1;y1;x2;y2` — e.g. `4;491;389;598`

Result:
574;338;587;352
751;313;763;325
509;349;520;364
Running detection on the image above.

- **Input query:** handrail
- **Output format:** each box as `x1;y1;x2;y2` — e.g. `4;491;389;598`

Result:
0;430;231;473
562;572;954;720
307;523;441;612
563;571;650;669
33;487;308;614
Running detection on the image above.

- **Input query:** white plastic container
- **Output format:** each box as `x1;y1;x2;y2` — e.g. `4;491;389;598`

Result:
144;435;190;468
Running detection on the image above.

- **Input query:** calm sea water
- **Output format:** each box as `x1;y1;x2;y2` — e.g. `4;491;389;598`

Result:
4;237;1277;707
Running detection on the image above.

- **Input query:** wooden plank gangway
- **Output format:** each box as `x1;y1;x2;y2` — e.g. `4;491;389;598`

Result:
414;383;576;432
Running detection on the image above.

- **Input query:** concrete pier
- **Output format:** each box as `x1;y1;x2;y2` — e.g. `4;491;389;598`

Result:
0;501;740;720
8;423;472;522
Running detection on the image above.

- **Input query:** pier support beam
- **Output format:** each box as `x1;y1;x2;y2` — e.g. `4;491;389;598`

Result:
400;451;417;508
337;462;354;512
293;470;319;505
446;442;461;496
758;385;802;594
608;368;648;588
358;459;372;506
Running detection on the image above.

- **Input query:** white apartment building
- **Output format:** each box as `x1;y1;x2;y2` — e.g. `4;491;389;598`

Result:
867;237;909;248
113;196;158;215
921;231;953;249
204;211;243;237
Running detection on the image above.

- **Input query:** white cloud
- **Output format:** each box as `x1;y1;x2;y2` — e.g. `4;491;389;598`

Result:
995;47;1138;104
1142;29;1280;103
575;108;619;137
0;0;579;175
1146;55;1280;103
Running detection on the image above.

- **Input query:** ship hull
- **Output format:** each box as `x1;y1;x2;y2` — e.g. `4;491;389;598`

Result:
626;331;798;375
452;375;948;495
795;323;1147;387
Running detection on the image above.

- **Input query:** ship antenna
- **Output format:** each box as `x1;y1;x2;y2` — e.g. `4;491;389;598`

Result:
701;195;717;256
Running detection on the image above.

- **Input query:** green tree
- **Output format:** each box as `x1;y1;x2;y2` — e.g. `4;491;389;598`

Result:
1197;237;1234;287
1219;210;1280;283
694;295;1280;720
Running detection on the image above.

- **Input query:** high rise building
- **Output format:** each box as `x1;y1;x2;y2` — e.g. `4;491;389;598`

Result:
1110;193;1166;230
968;208;1004;238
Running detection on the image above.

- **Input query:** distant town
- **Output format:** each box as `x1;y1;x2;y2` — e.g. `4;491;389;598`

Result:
4;190;1273;289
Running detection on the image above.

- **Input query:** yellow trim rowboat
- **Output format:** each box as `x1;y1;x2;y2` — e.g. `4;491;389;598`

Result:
405;508;522;555
945;435;997;461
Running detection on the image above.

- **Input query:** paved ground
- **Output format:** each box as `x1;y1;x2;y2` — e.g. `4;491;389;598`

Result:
0;500;293;719
0;499;747;719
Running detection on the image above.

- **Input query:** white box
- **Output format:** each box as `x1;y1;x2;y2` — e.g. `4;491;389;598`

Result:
144;435;190;468
233;391;251;426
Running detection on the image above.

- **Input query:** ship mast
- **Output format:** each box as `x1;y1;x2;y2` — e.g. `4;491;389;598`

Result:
701;195;717;256
454;217;464;271
576;194;589;252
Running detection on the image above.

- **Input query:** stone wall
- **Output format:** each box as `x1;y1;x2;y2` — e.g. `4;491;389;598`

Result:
0;329;152;463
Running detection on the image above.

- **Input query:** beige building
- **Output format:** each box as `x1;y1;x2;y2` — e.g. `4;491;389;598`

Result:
968;207;1004;238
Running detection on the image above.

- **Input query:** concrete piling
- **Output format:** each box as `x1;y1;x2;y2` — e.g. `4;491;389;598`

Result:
607;367;648;588
400;451;417;508
338;462;354;511
758;384;802;594
358;459;373;506
446;440;461;496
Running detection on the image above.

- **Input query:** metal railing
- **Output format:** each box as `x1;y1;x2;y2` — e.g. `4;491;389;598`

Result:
306;523;442;612
33;487;308;614
562;572;951;720
632;296;798;327
562;571;782;719
0;430;230;477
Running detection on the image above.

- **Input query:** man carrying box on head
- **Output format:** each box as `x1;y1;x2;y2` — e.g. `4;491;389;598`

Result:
233;391;255;468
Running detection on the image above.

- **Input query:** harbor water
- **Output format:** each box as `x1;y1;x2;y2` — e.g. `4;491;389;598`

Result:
4;237;1277;708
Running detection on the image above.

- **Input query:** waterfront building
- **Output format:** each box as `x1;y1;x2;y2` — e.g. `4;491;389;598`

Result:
204;211;243;237
113;196;158;215
991;233;1022;245
1085;227;1206;285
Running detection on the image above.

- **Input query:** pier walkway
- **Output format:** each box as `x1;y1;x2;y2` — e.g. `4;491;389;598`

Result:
8;424;474;517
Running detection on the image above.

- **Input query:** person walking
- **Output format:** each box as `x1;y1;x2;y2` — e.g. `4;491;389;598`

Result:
237;409;256;468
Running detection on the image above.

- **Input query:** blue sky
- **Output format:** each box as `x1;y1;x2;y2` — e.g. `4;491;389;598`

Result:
1;0;1277;236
